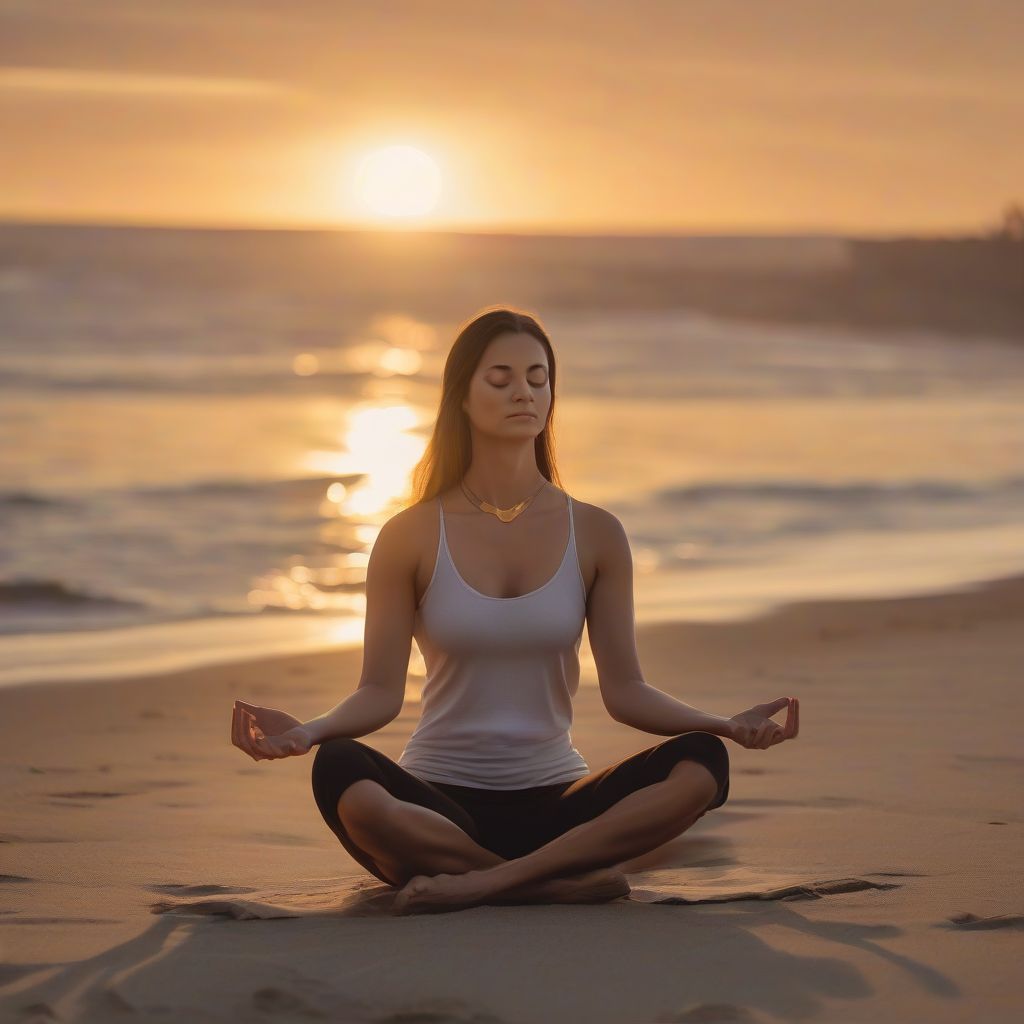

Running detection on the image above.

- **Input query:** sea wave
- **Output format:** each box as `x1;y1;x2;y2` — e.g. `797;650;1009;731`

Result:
654;475;1024;506
0;472;367;509
0;578;144;609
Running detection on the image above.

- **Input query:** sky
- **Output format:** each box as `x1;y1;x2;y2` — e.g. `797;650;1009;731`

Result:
2;0;1022;234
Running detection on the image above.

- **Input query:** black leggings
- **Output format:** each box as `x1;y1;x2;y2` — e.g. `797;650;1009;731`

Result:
311;732;729;883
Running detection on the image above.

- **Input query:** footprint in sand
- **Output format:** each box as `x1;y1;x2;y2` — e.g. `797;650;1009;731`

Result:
250;987;328;1018
372;996;509;1022
944;912;1024;930
47;780;190;803
146;882;260;896
47;790;129;801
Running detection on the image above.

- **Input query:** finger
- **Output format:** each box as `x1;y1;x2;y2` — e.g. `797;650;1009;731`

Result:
249;715;279;759
233;702;259;755
248;712;273;760
791;697;799;738
232;703;247;752
239;709;257;758
783;698;796;738
244;710;266;760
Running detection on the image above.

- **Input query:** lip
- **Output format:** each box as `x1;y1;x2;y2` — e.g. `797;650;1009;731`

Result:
507;412;537;419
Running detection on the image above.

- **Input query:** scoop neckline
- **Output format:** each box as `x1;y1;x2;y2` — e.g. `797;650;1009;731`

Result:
440;491;572;602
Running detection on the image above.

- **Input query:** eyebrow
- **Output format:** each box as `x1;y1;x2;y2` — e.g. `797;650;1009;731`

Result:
487;363;548;371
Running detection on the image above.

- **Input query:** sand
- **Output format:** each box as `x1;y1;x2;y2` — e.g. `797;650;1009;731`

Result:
1;574;1022;1023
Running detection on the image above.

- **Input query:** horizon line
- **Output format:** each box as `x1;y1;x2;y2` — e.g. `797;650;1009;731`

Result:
0;213;1004;241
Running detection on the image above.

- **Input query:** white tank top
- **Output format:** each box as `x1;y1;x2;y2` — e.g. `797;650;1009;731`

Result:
397;490;591;789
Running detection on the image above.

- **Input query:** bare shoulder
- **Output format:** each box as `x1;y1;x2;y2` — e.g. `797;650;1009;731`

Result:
568;497;630;596
374;499;436;556
571;497;629;549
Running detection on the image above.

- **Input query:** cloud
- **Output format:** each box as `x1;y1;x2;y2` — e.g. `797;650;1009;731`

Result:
0;66;307;100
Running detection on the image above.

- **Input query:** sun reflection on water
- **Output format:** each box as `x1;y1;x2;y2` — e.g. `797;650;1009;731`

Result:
248;391;429;615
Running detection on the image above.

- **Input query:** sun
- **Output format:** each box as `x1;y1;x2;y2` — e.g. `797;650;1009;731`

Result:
353;144;442;219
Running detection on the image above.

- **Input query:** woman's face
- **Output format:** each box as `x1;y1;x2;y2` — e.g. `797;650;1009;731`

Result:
461;331;551;438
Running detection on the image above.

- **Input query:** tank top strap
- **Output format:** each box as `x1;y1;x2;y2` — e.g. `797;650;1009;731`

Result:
436;496;450;565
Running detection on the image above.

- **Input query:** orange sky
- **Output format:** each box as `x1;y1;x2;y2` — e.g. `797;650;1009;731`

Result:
2;0;1022;233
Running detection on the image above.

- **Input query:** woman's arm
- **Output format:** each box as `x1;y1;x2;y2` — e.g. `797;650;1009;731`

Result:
584;506;735;738
300;509;419;745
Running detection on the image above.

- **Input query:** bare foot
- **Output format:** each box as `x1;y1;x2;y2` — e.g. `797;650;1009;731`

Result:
392;868;631;915
494;868;631;906
393;870;494;915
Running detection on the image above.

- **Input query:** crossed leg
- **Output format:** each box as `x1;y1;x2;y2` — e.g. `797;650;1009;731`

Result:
374;758;720;914
337;781;632;906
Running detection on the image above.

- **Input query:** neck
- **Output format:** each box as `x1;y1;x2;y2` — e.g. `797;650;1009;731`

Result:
462;452;547;509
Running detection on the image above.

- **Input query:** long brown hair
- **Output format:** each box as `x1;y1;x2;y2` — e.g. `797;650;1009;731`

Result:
407;306;565;505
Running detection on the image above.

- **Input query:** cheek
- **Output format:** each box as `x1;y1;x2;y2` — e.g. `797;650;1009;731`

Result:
468;381;502;414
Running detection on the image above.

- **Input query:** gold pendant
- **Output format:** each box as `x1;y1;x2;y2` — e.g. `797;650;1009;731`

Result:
481;500;526;522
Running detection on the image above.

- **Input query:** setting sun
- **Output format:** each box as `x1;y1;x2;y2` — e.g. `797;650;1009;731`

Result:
353;144;442;219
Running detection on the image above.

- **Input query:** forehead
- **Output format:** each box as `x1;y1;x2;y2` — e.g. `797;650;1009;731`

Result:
480;331;549;370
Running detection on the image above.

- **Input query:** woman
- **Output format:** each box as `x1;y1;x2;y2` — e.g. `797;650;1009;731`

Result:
231;306;799;915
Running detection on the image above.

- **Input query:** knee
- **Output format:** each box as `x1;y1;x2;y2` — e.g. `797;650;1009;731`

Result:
667;759;719;810
664;732;730;809
310;737;380;810
335;778;391;825
311;737;367;781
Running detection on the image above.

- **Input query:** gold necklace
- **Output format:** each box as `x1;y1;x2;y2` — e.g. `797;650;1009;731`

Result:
460;478;548;523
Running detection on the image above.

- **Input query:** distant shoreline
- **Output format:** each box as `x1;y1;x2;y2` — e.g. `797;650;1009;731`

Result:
3;567;1022;695
2;218;1020;341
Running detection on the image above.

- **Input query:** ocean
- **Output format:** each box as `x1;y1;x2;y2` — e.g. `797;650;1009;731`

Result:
2;222;1023;688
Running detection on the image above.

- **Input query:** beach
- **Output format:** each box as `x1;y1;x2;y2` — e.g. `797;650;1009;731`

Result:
4;4;1023;1020
2;572;1021;1024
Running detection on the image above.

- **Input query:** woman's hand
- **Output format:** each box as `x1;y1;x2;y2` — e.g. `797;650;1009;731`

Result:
727;696;799;749
231;700;313;761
